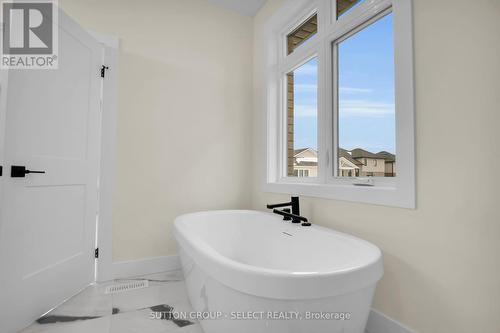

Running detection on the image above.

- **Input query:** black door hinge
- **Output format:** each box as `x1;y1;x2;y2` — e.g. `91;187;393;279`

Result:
100;65;109;78
95;248;99;258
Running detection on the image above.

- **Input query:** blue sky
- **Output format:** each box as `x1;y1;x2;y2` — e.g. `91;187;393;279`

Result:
293;13;395;154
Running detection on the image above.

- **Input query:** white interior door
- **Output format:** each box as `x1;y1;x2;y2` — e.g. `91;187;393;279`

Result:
0;10;103;333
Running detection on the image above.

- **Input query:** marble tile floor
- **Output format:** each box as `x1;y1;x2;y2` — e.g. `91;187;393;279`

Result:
18;270;370;333
19;270;204;333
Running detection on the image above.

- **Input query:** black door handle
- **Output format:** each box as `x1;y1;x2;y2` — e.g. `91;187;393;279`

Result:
11;165;46;178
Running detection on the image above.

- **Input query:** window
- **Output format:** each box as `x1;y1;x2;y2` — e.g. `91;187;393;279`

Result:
337;0;364;19
286;58;318;178
265;0;415;208
336;13;395;178
287;14;318;55
294;169;310;177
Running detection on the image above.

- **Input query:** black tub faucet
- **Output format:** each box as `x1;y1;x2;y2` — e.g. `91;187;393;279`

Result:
266;196;311;226
266;196;300;215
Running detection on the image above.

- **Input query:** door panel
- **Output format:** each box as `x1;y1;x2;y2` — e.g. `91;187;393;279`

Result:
17;185;87;276
0;9;103;333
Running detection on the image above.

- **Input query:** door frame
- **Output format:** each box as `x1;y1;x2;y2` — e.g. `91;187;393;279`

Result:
91;31;119;282
0;26;8;247
0;70;7;210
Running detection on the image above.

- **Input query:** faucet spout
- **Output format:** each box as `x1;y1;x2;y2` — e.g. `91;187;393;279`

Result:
266;202;292;209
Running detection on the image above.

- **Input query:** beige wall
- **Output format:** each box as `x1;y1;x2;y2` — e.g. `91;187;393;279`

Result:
252;1;500;333
59;0;253;261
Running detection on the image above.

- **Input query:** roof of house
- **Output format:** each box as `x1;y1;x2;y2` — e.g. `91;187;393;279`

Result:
375;151;396;162
338;148;363;166
294;148;317;156
351;148;396;162
350;148;379;159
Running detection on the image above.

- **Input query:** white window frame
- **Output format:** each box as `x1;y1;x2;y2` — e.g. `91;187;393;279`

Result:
263;0;415;208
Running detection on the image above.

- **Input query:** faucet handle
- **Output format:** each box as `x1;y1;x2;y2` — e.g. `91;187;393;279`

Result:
282;209;292;221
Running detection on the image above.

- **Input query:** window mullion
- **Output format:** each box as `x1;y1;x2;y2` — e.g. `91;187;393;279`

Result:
330;39;339;181
316;38;328;184
279;42;320;75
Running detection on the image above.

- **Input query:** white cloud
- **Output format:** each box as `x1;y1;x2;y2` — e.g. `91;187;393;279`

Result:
339;100;394;117
339;87;373;94
291;99;394;118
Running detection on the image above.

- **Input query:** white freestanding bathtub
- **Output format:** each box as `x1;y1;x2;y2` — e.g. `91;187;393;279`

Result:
174;210;383;333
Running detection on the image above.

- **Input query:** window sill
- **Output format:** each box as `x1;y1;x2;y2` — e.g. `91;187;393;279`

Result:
262;181;415;209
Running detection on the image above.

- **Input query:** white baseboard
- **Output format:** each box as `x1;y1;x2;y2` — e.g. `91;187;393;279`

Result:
366;309;416;333
112;255;181;279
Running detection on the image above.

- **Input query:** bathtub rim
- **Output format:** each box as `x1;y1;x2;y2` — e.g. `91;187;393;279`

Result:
174;210;384;300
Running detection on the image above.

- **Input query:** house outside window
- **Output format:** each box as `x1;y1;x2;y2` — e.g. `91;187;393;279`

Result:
293;147;396;178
